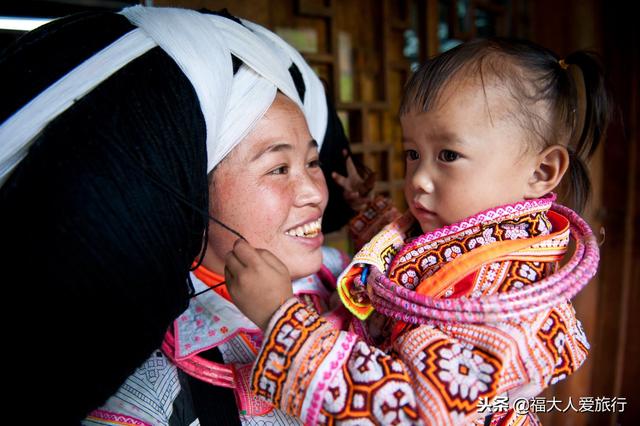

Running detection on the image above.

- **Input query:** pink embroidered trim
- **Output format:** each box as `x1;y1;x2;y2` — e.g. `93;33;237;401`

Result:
392;194;555;271
233;364;274;417
163;331;276;416
317;264;338;291
321;305;352;330
369;203;598;324
86;409;151;426
305;332;357;425
162;330;235;388
173;325;260;361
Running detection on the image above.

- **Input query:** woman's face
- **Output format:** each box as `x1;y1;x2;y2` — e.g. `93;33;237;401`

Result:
204;93;328;280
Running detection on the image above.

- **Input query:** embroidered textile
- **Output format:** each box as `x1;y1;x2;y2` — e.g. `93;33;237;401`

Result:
252;198;594;425
86;247;348;426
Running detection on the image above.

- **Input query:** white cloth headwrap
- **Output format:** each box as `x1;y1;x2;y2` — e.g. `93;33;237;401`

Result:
241;19;327;146
0;5;328;187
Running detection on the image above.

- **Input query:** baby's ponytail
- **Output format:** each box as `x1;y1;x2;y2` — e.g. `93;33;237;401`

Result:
558;51;611;212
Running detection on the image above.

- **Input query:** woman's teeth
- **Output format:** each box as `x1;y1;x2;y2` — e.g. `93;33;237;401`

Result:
285;218;322;238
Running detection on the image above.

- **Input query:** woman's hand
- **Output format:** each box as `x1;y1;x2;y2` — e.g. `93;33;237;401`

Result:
224;238;293;331
332;150;376;211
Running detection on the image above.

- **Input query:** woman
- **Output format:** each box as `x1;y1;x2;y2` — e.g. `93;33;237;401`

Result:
0;6;363;424
87;90;349;426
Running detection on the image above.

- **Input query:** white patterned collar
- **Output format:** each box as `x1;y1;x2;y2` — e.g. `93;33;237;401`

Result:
173;269;332;360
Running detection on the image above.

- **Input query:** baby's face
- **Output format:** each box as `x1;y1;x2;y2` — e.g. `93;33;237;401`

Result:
401;78;541;233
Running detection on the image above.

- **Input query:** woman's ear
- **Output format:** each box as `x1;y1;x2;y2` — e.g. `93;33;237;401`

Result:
526;145;570;198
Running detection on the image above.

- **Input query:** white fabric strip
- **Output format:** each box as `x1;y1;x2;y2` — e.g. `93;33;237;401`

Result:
216;66;277;168
205;14;302;111
242;19;328;145
122;7;312;173
121;6;234;173
0;5;329;186
0;28;155;187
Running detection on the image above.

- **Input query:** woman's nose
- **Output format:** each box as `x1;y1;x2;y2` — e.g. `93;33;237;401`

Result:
295;170;326;206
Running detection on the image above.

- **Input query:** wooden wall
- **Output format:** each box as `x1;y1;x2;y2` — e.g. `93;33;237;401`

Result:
529;1;639;424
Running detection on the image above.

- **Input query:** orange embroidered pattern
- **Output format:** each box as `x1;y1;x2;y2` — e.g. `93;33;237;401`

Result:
253;202;592;425
252;299;324;403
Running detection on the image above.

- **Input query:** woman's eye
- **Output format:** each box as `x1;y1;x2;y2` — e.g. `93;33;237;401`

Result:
438;149;460;162
308;158;322;168
404;149;419;161
269;165;289;175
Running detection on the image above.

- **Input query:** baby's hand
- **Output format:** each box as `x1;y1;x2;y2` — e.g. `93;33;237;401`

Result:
332;149;376;211
224;239;293;331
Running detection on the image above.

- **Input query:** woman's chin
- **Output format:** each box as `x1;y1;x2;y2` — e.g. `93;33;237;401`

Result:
286;248;324;280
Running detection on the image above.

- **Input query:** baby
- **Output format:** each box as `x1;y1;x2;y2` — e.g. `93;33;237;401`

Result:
228;37;609;425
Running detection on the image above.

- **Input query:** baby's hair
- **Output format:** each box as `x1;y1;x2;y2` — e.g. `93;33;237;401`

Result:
400;38;611;212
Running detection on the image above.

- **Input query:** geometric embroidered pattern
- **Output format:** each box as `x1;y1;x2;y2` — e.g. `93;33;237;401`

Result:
419;339;501;414
86;249;349;426
537;308;578;385
318;343;419;425
252;299;325;403
254;198;592;425
387;211;553;297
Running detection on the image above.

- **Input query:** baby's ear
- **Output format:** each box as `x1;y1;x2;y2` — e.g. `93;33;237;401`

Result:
526;145;570;198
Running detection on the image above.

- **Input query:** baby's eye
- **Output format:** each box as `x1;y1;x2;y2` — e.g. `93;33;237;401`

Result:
269;165;289;175
438;149;460;162
404;149;419;161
